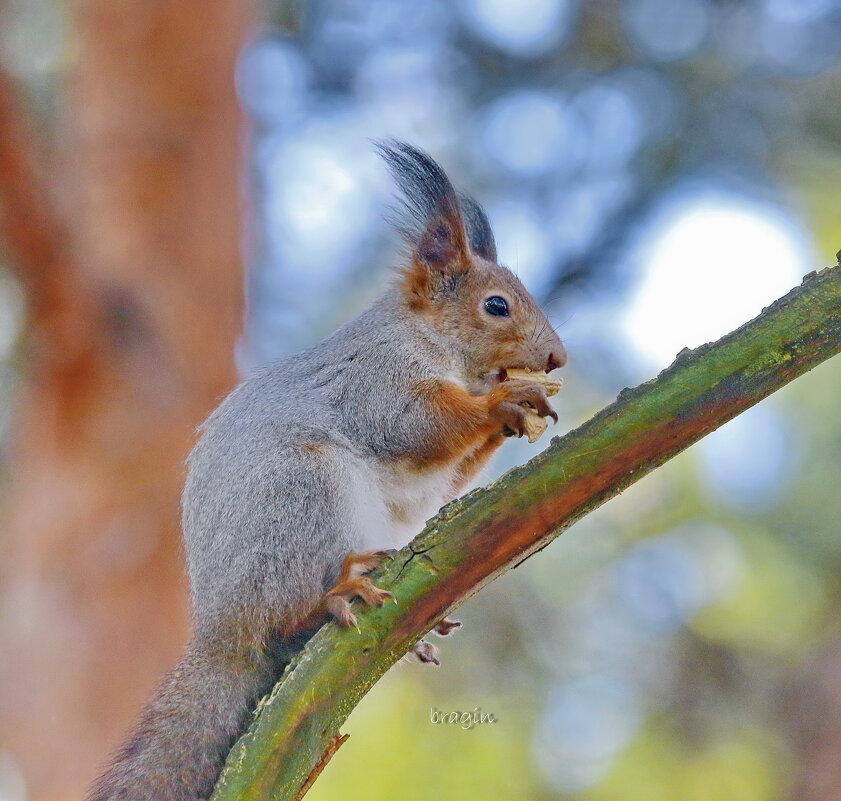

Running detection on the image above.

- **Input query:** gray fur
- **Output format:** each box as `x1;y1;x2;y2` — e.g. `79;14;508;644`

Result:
182;294;467;638
88;642;275;801
88;143;561;801
88;292;481;801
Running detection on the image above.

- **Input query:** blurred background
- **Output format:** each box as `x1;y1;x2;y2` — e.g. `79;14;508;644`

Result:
0;1;840;800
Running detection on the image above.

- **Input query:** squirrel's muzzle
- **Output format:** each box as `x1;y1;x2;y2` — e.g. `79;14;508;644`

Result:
547;344;567;372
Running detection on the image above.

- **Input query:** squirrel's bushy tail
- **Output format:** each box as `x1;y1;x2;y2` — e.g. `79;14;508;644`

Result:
88;637;277;801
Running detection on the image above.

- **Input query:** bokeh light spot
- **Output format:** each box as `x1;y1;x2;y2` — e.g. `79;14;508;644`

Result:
621;194;810;369
535;672;643;791
480;90;579;177
236;37;310;126
460;0;577;57
624;0;711;62
698;404;793;513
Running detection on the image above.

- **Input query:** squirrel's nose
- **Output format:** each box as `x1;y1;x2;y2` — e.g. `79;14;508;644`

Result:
546;345;567;372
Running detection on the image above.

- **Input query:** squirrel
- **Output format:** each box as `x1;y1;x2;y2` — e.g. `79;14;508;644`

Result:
87;141;566;801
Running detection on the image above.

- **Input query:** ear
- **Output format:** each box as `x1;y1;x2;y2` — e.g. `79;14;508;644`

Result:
458;192;497;262
376;141;471;299
415;193;468;271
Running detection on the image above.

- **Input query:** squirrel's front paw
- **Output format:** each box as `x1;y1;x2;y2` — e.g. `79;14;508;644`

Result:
489;380;557;437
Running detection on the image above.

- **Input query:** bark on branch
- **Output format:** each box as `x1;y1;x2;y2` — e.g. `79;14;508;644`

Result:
212;262;841;801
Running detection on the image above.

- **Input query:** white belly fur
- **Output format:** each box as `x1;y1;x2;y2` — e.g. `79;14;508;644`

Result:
347;456;462;552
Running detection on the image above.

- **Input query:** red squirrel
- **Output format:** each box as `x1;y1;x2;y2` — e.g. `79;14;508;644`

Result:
88;141;566;801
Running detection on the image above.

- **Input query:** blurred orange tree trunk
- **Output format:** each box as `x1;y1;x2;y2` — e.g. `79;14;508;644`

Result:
0;2;252;799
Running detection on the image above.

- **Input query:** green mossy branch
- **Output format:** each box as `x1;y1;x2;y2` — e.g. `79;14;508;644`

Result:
212;262;841;801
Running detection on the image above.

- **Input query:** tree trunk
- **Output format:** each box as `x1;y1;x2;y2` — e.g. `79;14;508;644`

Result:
0;2;251;799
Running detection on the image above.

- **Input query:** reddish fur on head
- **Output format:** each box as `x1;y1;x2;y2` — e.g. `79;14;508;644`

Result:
400;193;471;308
378;141;566;394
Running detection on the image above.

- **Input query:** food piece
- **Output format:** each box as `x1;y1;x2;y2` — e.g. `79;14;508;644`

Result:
522;412;548;444
505;368;563;443
505;368;563;397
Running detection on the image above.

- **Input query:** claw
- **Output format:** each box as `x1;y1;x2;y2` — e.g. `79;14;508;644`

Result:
325;569;393;633
325;594;356;628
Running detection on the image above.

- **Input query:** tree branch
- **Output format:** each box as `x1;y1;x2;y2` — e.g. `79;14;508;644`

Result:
212;261;841;801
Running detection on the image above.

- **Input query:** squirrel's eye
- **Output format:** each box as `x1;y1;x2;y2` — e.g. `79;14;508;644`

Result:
483;296;509;317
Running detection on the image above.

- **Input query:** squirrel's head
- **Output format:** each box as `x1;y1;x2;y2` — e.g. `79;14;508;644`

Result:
378;141;566;393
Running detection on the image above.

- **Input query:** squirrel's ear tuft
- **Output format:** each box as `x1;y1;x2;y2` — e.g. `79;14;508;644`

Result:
376;140;470;290
458;192;497;263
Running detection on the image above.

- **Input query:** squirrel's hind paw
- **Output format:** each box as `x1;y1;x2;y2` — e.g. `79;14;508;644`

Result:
338;549;392;581
413;639;441;666
433;617;462;636
325;594;359;631
325;574;393;631
325;549;395;629
353;576;394;607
